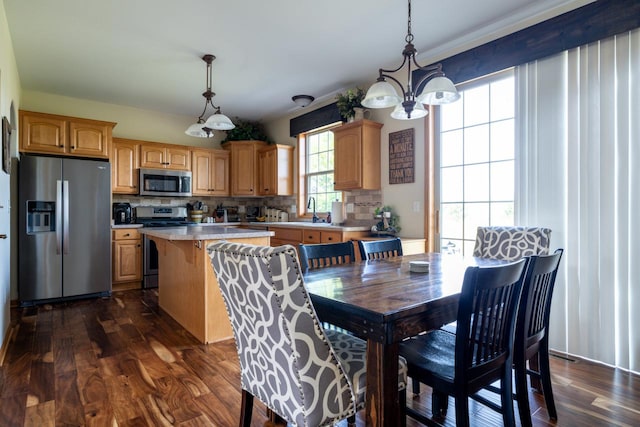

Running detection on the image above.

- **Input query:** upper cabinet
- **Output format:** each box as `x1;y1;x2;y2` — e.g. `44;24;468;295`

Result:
191;148;230;196
19;110;116;159
258;144;294;196
331;119;383;190
111;138;140;194
224;140;267;196
140;143;191;170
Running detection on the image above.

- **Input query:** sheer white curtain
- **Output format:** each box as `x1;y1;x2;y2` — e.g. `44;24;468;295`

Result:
516;29;639;373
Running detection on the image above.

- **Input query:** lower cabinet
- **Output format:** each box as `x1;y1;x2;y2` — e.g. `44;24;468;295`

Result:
112;228;142;290
268;225;368;254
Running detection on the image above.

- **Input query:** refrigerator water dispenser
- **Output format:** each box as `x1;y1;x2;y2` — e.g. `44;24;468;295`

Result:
26;201;56;234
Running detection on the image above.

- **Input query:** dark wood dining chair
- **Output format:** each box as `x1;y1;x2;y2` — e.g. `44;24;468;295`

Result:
358;237;403;260
399;259;527;427
207;241;407;427
298;241;355;272
510;249;563;426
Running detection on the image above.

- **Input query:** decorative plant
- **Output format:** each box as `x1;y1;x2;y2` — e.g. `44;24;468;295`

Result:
373;205;401;234
335;87;366;121
222;118;272;143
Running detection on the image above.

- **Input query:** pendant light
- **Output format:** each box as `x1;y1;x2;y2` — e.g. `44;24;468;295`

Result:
362;0;460;119
185;54;235;138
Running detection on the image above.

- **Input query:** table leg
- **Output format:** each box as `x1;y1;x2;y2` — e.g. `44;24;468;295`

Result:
365;339;401;427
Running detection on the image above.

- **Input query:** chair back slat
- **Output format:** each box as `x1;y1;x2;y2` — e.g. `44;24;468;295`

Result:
298;241;355;272
357;238;403;260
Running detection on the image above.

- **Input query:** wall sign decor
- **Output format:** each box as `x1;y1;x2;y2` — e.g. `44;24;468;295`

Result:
389;128;414;184
2;116;11;175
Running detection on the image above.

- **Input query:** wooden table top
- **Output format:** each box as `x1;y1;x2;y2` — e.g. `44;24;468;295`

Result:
304;252;506;341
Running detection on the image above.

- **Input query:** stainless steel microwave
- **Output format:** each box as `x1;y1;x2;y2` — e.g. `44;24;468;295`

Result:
139;168;192;197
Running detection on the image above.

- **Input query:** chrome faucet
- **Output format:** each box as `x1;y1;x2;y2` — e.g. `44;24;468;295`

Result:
307;197;320;223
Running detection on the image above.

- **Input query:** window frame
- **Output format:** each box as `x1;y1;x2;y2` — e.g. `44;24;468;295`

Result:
433;68;516;255
297;122;343;219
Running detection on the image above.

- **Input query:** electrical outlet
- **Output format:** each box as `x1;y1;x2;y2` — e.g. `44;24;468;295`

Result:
412;201;421;212
346;203;355;213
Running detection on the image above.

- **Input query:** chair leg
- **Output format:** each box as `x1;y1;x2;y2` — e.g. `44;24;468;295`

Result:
529;352;542;391
454;395;470;427
500;369;517;427
539;345;558;420
412;376;421;395
240;390;253;427
400;388;407;427
515;361;533;427
432;390;449;419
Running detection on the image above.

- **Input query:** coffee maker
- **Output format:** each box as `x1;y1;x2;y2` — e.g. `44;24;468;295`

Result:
112;202;132;224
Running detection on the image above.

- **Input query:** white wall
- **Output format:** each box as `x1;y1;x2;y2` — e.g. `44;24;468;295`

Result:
264;95;427;238
0;0;22;356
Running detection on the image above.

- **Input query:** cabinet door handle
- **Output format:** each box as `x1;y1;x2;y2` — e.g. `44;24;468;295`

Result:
327;237;333;241
137;244;141;247
124;233;130;237
0;234;7;239
59;144;64;148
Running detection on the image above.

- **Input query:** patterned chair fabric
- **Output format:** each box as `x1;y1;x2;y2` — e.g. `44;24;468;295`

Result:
207;241;407;427
472;226;551;261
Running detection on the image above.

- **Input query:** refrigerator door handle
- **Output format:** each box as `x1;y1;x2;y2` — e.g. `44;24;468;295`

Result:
63;180;70;254
56;180;63;254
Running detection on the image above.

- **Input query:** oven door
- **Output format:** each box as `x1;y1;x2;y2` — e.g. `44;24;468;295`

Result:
143;235;159;288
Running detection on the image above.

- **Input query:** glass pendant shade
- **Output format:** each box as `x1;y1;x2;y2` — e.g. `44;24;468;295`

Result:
185;121;212;138
390;101;428;120
205;111;235;130
362;80;402;108
416;76;460;105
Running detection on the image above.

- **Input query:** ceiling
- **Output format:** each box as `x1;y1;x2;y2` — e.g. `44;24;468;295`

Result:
4;0;591;123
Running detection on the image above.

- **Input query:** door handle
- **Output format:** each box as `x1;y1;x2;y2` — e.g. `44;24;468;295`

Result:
0;234;7;239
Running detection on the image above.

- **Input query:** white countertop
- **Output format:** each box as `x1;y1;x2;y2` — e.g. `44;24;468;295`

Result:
139;226;274;241
247;221;371;232
111;224;144;229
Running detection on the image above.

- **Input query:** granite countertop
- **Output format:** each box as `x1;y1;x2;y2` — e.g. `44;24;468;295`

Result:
246;221;371;232
139;226;274;241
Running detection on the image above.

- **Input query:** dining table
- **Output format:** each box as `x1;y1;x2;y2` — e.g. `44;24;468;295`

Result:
303;252;506;427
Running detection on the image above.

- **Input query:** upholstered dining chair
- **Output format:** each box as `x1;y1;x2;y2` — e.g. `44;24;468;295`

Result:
472;226;551;261
207;241;407;427
399;259;527;427
298;241;356;272
358;237;403;260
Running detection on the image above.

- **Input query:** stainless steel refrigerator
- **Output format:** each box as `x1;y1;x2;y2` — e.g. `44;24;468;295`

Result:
19;154;111;304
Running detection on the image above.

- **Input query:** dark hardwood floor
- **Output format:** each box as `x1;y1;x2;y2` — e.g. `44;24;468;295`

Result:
0;289;638;426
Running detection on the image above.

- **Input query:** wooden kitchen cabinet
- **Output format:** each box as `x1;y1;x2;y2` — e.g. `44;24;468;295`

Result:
111;138;140;194
331;119;383;190
258;144;294;196
224;140;267;196
112;228;142;289
19;110;116;159
140;142;191;170
301;229;342;244
191;148;230;196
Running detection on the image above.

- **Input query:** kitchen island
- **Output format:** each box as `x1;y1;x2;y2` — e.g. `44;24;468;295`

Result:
139;226;274;343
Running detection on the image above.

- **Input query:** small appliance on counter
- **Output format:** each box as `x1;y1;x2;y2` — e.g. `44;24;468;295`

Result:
113;202;132;224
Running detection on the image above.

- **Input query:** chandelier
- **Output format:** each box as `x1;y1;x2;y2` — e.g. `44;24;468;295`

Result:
362;0;460;120
185;54;235;138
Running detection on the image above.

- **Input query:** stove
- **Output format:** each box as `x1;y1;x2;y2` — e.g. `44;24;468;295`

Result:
135;206;191;227
135;206;192;288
